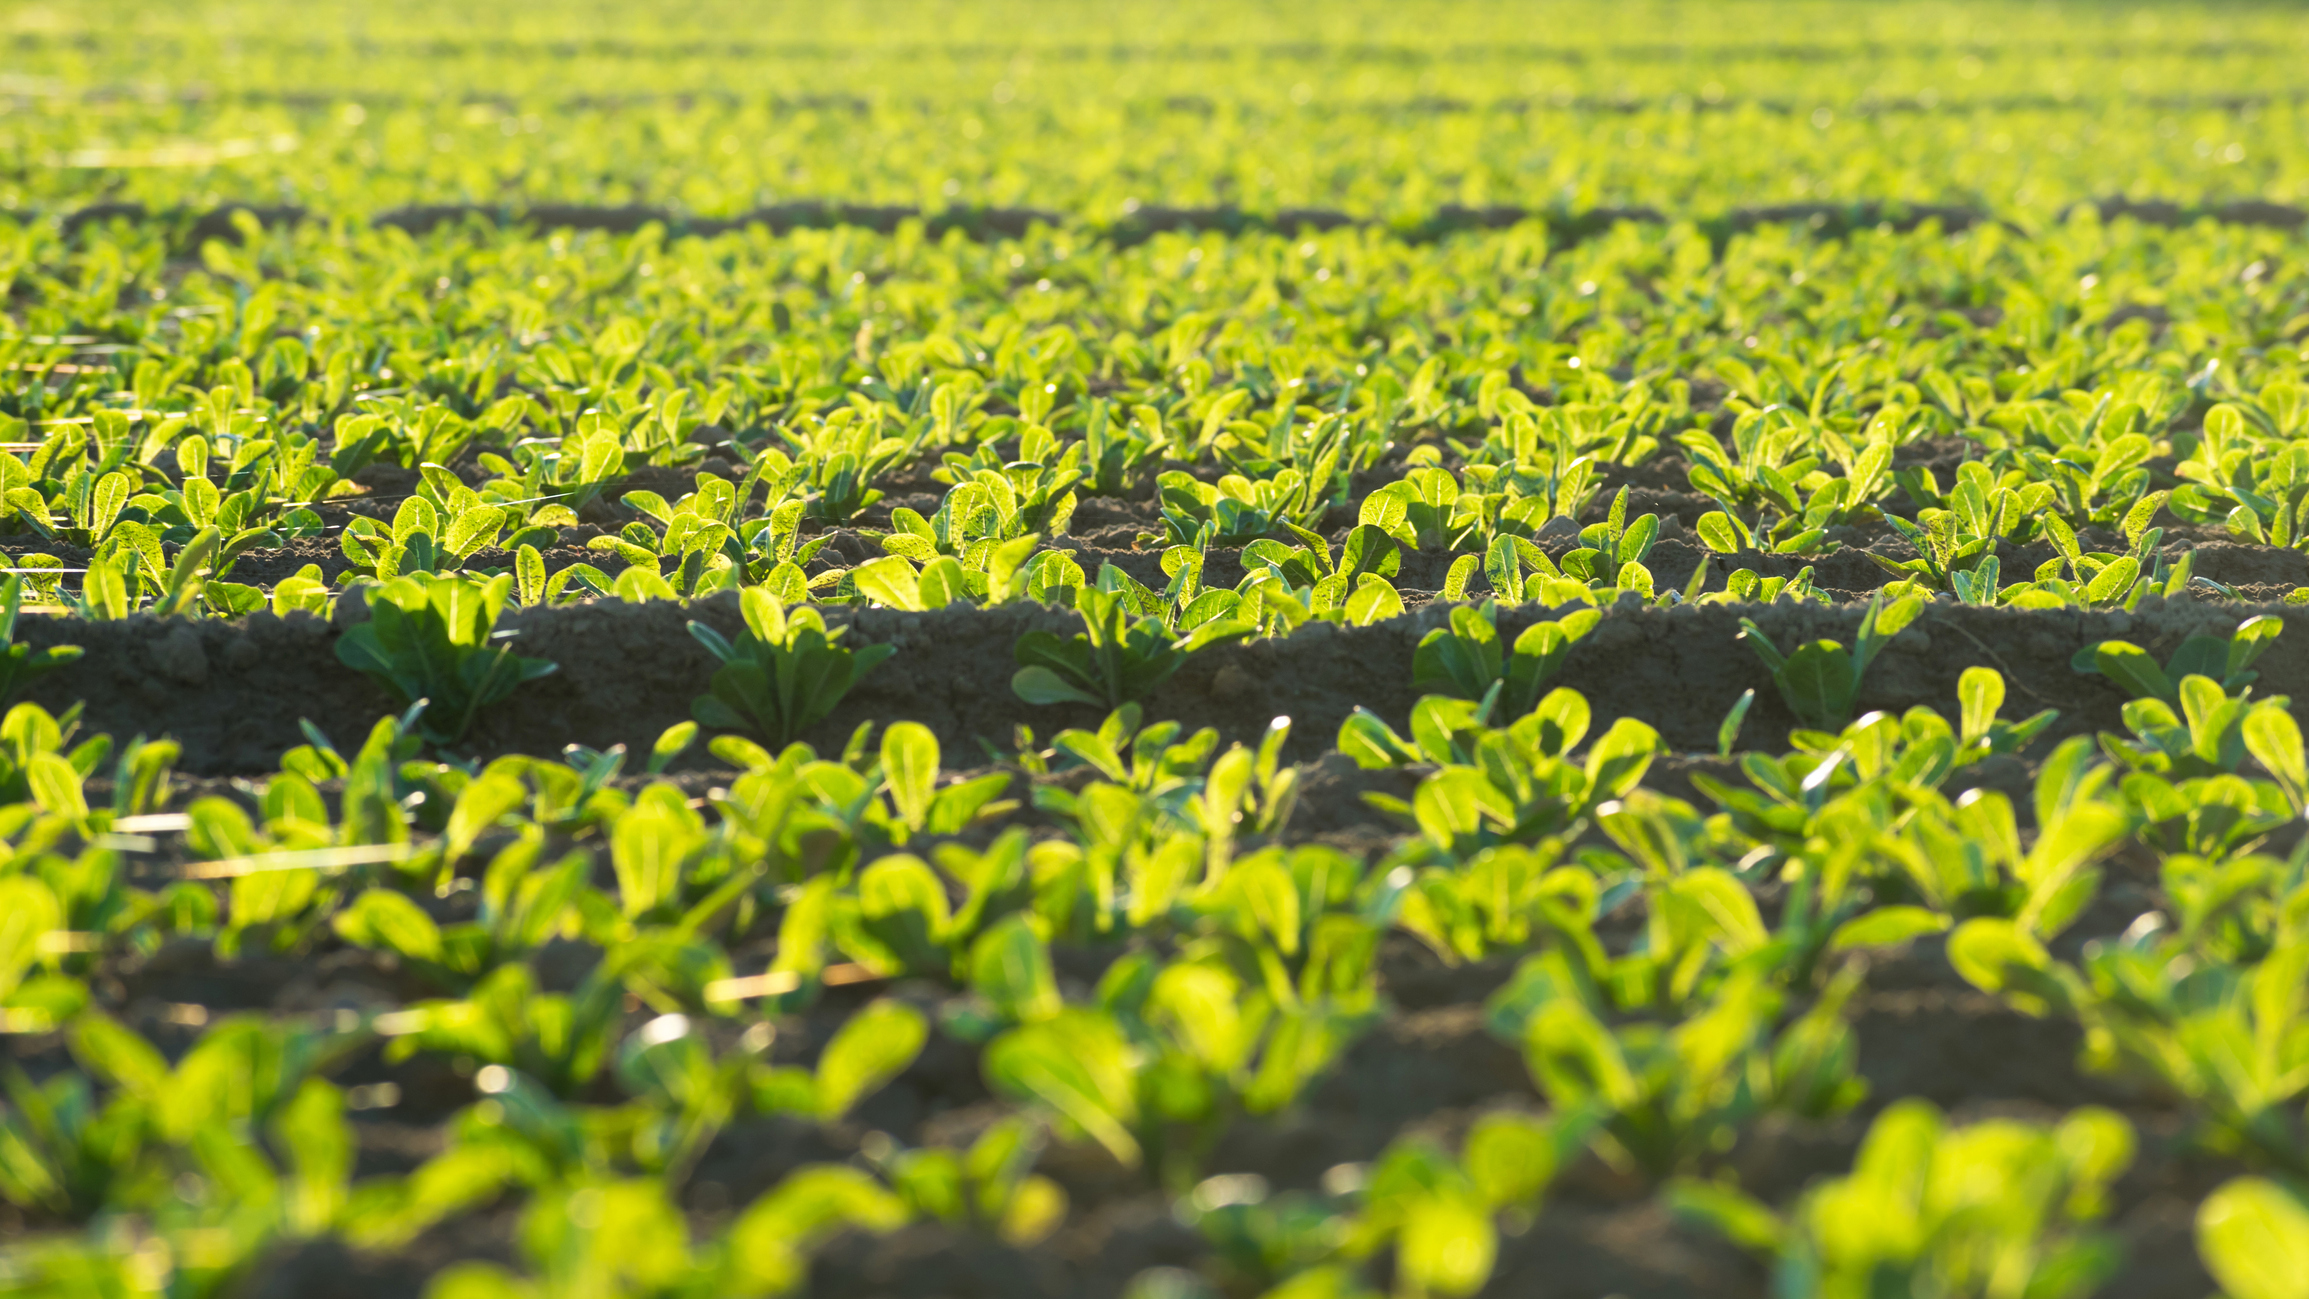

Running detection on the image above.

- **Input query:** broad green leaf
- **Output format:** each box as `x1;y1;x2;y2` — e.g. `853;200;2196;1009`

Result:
854;855;952;971
0;876;62;1000
1396;1195;1497;1299
1464;1113;1556;1208
22;752;85;822
1012;665;1104;706
2245;706;2309;809
1776;641;1856;731
1956;666;2003;743
1946;918;2055;1011
969;915;1060;1024
333;888;446;964
817;999;929;1120
984;1011;1142;1167
1828;906;1951;952
1584;717;1661;800
2089;641;2171;703
879;721;941;830
2198;1177;2309;1299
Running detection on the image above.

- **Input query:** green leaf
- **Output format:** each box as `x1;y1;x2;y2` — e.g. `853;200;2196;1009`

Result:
1716;688;1754;757
648;720;698;773
1175;617;1254;654
333;888;446;964
969;915;1060;1025
1441;554;1477;602
0;876;61;1001
817;1000;930;1120
1946;918;2055;1011
1012;665;1104;706
852;556;927;611
1828;906;1952;952
2245;706;2309;810
1464;1112;1558;1208
723;1166;909;1293
1344;573;1404;625
1338;709;1418;769
1396;1195;1497;1299
1666;1178;1786;1253
1694;509;1742;553
1662;868;1769;955
879;721;941;830
2083;554;2139;604
1737;619;1787;675
2198;1177;2309;1299
1583;717;1661;802
2089;641;2172;703
2230;614;2284;682
854;856;951;972
273;1079;353;1232
984;1010;1142;1167
1775;641;1856;731
1957;666;2004;743
66;1010;170;1102
23;752;86;822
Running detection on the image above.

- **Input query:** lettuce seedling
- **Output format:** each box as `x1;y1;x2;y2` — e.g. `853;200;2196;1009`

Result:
871;1116;1069;1246
1357;700;1658;862
2071;612;2281;707
1012;577;1253;709
687;588;894;747
784;406;918;523
1673;1101;2132;1299
2042;919;2309;1175
414;1161;907;1299
1504;962;1863;1179
0;576;77;706
1738;590;1922;733
335;573;557;745
1412;603;1599;718
332;842;591;992
989;954;1371;1189
382;961;622;1098
1952;666;2058;765
748;999;929;1123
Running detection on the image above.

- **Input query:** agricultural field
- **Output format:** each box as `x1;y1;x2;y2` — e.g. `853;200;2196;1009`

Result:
8;1;2309;1296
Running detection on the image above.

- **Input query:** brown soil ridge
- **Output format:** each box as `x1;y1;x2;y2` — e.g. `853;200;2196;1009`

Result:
14;593;2296;775
51;197;2309;251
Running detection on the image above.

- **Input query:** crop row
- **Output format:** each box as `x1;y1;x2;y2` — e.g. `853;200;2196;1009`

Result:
14;0;2309;223
0;216;2300;642
19;101;2302;224
1;582;2307;1296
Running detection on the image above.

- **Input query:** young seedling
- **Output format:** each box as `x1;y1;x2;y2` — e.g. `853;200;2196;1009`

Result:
0;575;79;706
1715;688;1754;757
688;588;895;748
1738;590;1923;733
1673;1101;2133;1298
334;573;558;745
2071;613;2281;707
870;1117;1069;1247
1412;603;1601;719
1562;485;1661;585
1953;666;2058;765
1011;573;1253;709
